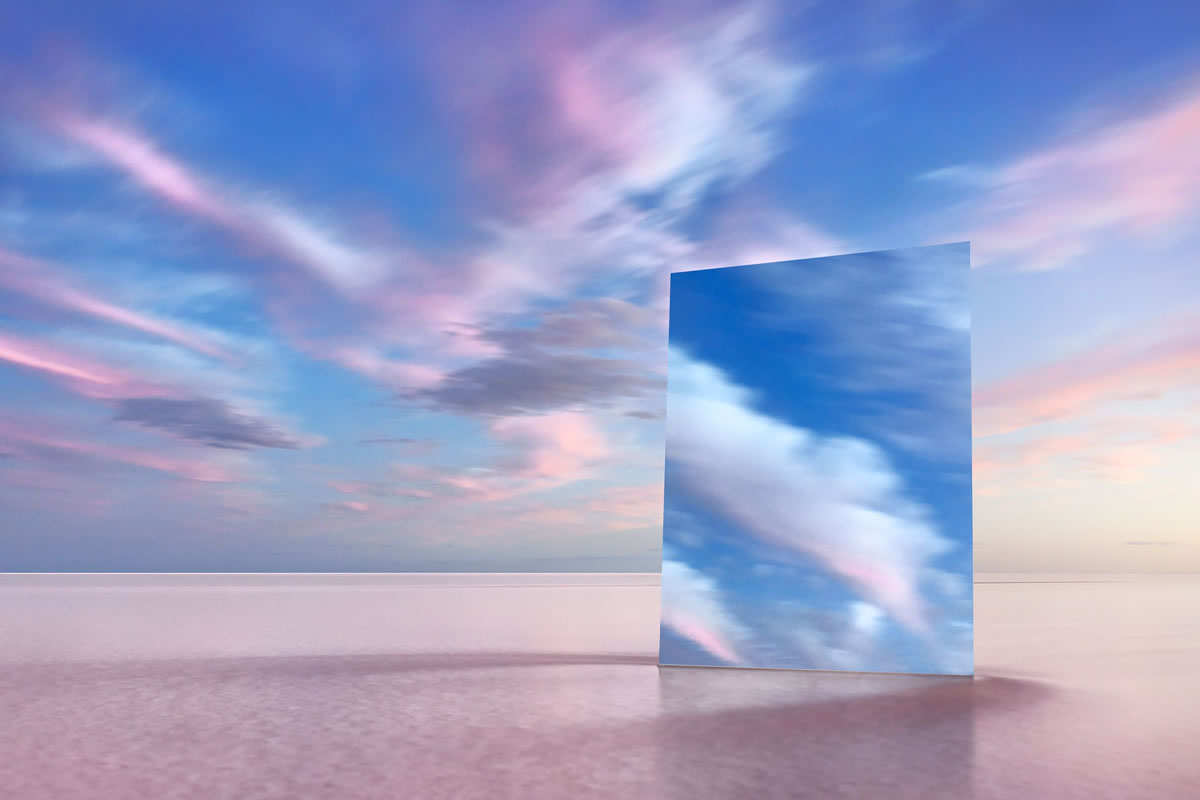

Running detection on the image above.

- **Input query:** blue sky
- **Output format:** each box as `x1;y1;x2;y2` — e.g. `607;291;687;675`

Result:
1;1;1199;572
659;245;973;674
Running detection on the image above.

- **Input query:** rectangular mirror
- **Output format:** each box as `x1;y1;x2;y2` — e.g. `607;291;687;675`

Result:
659;243;974;675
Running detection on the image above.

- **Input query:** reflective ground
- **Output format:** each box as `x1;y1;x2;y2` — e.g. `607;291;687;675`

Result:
0;574;1196;798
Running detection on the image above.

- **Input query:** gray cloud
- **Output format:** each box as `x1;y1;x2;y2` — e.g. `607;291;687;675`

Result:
481;297;660;354
412;352;662;416
114;397;303;450
411;297;665;416
357;436;439;456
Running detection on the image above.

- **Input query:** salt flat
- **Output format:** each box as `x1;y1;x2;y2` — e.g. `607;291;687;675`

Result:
0;573;1196;798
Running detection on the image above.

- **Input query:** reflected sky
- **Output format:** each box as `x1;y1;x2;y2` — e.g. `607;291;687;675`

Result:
660;245;972;674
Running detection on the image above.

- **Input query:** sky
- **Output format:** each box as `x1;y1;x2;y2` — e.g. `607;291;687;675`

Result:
659;245;973;674
1;0;1199;572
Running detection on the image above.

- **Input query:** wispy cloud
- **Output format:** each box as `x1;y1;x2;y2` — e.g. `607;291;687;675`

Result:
686;199;846;272
937;76;1200;271
0;330;163;397
740;244;971;461
653;197;845;317
47;113;391;294
0;245;237;361
660;558;746;664
356;436;440;456
543;4;811;214
480;297;660;354
975;415;1198;492
329;412;617;512
385;1;824;362
0;323;318;474
329;500;370;514
586;483;664;522
6;0;1192;574
0;418;245;483
441;2;810;216
916;164;995;186
974;312;1200;437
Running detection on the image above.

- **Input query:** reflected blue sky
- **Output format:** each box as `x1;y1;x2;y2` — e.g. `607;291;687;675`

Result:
661;244;972;674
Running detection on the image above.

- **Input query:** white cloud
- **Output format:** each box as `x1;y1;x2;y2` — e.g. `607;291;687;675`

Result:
447;3;822;342
665;346;956;635
550;3;812;216
660;558;747;664
849;600;885;638
916;164;996;187
923;567;968;601
927;77;1200;271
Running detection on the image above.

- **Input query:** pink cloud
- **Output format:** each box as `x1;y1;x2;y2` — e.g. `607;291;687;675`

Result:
48;114;389;295
0;246;236;361
322;413;616;513
955;77;1200;270
490;411;611;481
974;415;1198;493
53;113;233;222
328;346;446;391
0;329;317;455
660;558;745;665
382;464;517;504
973;434;1090;483
436;472;514;503
454;5;809;217
350;3;819;359
1081;446;1163;484
665;616;741;664
27;5;822;412
42;112;498;385
367;281;501;356
0;330;164;397
587;483;664;521
974;316;1200;436
329;477;440;501
0;463;118;515
547;44;644;169
0;419;241;483
240;199;387;291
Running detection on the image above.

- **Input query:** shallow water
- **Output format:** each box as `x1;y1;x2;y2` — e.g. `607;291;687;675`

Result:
0;573;1196;798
